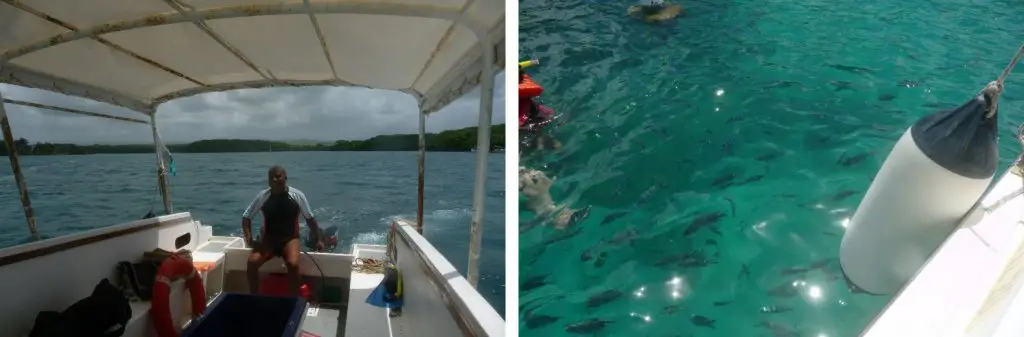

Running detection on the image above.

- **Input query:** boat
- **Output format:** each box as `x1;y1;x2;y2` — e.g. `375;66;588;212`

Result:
837;64;1024;333
0;0;505;336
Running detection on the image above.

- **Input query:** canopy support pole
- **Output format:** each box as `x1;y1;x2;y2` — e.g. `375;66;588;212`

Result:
149;113;172;214
466;39;496;289
417;110;427;234
0;89;39;240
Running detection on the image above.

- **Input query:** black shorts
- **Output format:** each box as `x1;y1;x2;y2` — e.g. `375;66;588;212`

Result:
257;235;297;257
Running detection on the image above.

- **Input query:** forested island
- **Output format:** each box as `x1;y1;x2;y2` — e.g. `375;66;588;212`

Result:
0;124;505;155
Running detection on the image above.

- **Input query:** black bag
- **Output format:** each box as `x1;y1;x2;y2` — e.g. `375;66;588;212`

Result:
28;278;132;337
117;261;159;301
116;249;177;301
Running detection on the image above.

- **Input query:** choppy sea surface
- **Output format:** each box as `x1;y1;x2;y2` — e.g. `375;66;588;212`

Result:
0;151;505;316
520;0;1023;335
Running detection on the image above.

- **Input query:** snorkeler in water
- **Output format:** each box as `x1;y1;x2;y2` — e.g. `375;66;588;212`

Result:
520;167;590;229
519;65;562;151
628;0;685;22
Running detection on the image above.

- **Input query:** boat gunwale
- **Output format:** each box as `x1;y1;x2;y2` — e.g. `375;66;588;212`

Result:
0;212;193;267
393;220;503;337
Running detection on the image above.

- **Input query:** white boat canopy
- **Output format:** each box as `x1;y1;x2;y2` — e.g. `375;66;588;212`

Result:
0;0;505;115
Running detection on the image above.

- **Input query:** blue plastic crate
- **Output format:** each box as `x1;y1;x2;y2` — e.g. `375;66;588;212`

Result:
179;293;307;337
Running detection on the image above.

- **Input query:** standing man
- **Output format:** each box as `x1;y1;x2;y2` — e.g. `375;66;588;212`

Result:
242;165;324;296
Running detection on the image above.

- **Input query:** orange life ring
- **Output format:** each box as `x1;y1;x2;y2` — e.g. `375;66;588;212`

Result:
151;253;207;337
519;74;544;98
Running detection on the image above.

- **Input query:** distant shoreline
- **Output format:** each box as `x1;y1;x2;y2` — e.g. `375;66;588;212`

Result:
3;124;506;156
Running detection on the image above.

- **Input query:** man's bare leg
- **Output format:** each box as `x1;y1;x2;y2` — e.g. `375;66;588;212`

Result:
246;245;272;294
282;238;303;296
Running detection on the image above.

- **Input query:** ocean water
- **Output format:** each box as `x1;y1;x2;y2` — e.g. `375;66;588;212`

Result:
519;0;1023;336
0;151;505;317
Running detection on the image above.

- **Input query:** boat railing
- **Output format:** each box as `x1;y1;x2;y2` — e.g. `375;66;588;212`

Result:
390;219;504;336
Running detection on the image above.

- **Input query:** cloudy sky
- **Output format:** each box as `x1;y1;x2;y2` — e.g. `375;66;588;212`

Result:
0;72;505;145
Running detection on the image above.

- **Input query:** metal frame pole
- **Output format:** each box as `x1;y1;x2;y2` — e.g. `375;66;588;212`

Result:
417;110;427;234
150;113;172;214
466;40;496;289
0;89;39;240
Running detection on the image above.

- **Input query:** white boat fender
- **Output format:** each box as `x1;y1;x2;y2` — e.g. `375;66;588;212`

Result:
839;84;1001;295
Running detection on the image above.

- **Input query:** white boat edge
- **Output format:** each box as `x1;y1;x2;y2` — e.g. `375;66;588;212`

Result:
863;164;1024;337
0;214;504;337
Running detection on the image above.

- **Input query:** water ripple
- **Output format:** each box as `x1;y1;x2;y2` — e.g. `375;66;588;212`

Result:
520;0;1023;335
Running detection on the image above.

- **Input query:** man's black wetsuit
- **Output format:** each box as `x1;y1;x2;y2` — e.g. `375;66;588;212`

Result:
242;186;316;256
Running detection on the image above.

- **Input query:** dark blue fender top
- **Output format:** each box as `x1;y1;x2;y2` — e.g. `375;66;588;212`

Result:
910;92;999;180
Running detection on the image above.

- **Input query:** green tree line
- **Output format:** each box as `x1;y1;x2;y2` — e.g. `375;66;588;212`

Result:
0;124;505;155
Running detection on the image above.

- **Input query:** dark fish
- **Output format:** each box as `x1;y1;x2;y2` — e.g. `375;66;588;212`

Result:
662;305;681;315
830;80;855;92
756;321;798;337
821;230;840;237
831;189;859;201
759;305;793;314
542;226;583;245
609;229;637;245
691;315;716;328
780;258;833;276
565;319;611;334
837;152;873;166
586;290;623;308
712;300;732;307
521;275;547;292
764;80;798;89
711;173;736;188
683;212;726;237
601;211;629;225
726;115;746;123
580;242;602;261
828;63;875;74
594;254;607;268
526;315;560;329
656;250;715;268
705;239;718;245
922;102;946;108
724;197;736;216
739;263;751;279
755;152;782;161
766;283;800;298
567;205;593;227
808;258;832;269
741;174;765;184
878;93;897;101
779;267;810;276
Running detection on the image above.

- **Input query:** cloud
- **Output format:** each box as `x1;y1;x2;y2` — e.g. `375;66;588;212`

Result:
0;72;505;145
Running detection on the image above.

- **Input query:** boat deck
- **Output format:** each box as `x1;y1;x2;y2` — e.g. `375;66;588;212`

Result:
339;271;388;337
299;271;412;337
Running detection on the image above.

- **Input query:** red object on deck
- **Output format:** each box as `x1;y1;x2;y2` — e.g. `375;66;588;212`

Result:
260;273;310;300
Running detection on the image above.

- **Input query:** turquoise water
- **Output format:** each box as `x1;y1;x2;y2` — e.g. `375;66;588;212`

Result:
0;152;506;317
519;0;1023;335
